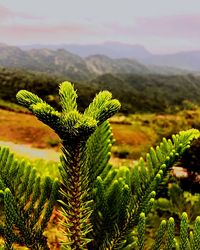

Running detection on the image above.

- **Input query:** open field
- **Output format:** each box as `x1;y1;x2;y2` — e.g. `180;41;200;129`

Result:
0;108;159;161
0;109;60;148
0;107;200;161
0;109;152;149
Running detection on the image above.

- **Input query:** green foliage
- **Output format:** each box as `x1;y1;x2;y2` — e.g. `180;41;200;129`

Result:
0;146;59;249
90;73;200;113
1;81;200;249
136;213;146;250
148;213;200;250
3;66;200;114
180;212;190;250
155;183;200;222
17;81;121;249
193;216;200;249
153;220;167;250
182;100;198;111
163;217;175;250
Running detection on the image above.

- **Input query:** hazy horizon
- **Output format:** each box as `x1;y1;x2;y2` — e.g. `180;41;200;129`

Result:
1;0;200;54
1;41;200;56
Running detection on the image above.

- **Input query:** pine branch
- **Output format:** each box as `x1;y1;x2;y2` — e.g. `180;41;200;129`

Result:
164;217;175;250
0;146;59;249
180;212;190;250
102;129;200;249
153;220;167;250
17;81;120;249
193;216;200;250
136;213;145;250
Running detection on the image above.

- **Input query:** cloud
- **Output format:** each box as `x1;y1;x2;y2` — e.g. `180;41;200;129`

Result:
1;2;199;52
107;15;200;39
0;3;100;43
135;15;200;38
0;5;14;20
0;23;98;44
0;4;43;22
6;24;95;34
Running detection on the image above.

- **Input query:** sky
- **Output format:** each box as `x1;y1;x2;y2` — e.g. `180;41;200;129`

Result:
1;0;200;53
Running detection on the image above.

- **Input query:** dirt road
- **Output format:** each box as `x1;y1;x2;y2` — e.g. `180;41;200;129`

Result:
0;140;60;161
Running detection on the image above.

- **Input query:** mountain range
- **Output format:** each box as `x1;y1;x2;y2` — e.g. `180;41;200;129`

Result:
0;43;199;81
20;42;152;59
19;42;200;72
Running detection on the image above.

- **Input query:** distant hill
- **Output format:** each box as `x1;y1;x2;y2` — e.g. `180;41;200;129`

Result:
85;55;150;75
1;66;200;114
0;44;93;81
20;42;152;59
90;73;200;112
19;42;200;72
142;51;200;71
0;44;191;79
27;48;94;80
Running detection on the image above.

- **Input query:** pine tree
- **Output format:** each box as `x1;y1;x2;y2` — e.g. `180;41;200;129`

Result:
0;81;199;249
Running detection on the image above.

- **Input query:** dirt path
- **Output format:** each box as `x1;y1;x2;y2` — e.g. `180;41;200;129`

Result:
0;139;187;179
0;140;60;161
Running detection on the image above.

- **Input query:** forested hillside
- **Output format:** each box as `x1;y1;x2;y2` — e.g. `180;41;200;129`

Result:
20;42;200;72
0;44;190;79
1;67;200;113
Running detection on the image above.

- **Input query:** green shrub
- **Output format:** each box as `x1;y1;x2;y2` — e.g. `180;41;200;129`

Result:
151;183;200;227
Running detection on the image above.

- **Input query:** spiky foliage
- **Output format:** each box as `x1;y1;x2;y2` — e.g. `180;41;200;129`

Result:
193;216;200;249
155;182;200;228
0;146;59;249
164;217;175;250
17;81;121;249
180;212;190;250
153;220;167;250
16;81;200;250
96;129;200;249
138;213;200;250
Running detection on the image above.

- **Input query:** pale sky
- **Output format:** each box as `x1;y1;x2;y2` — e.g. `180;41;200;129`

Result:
1;0;200;53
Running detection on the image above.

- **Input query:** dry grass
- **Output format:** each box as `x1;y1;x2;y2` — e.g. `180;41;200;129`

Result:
1;107;198;161
112;123;155;146
0;109;157;150
0;109;159;160
0;109;59;148
111;123;157;159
